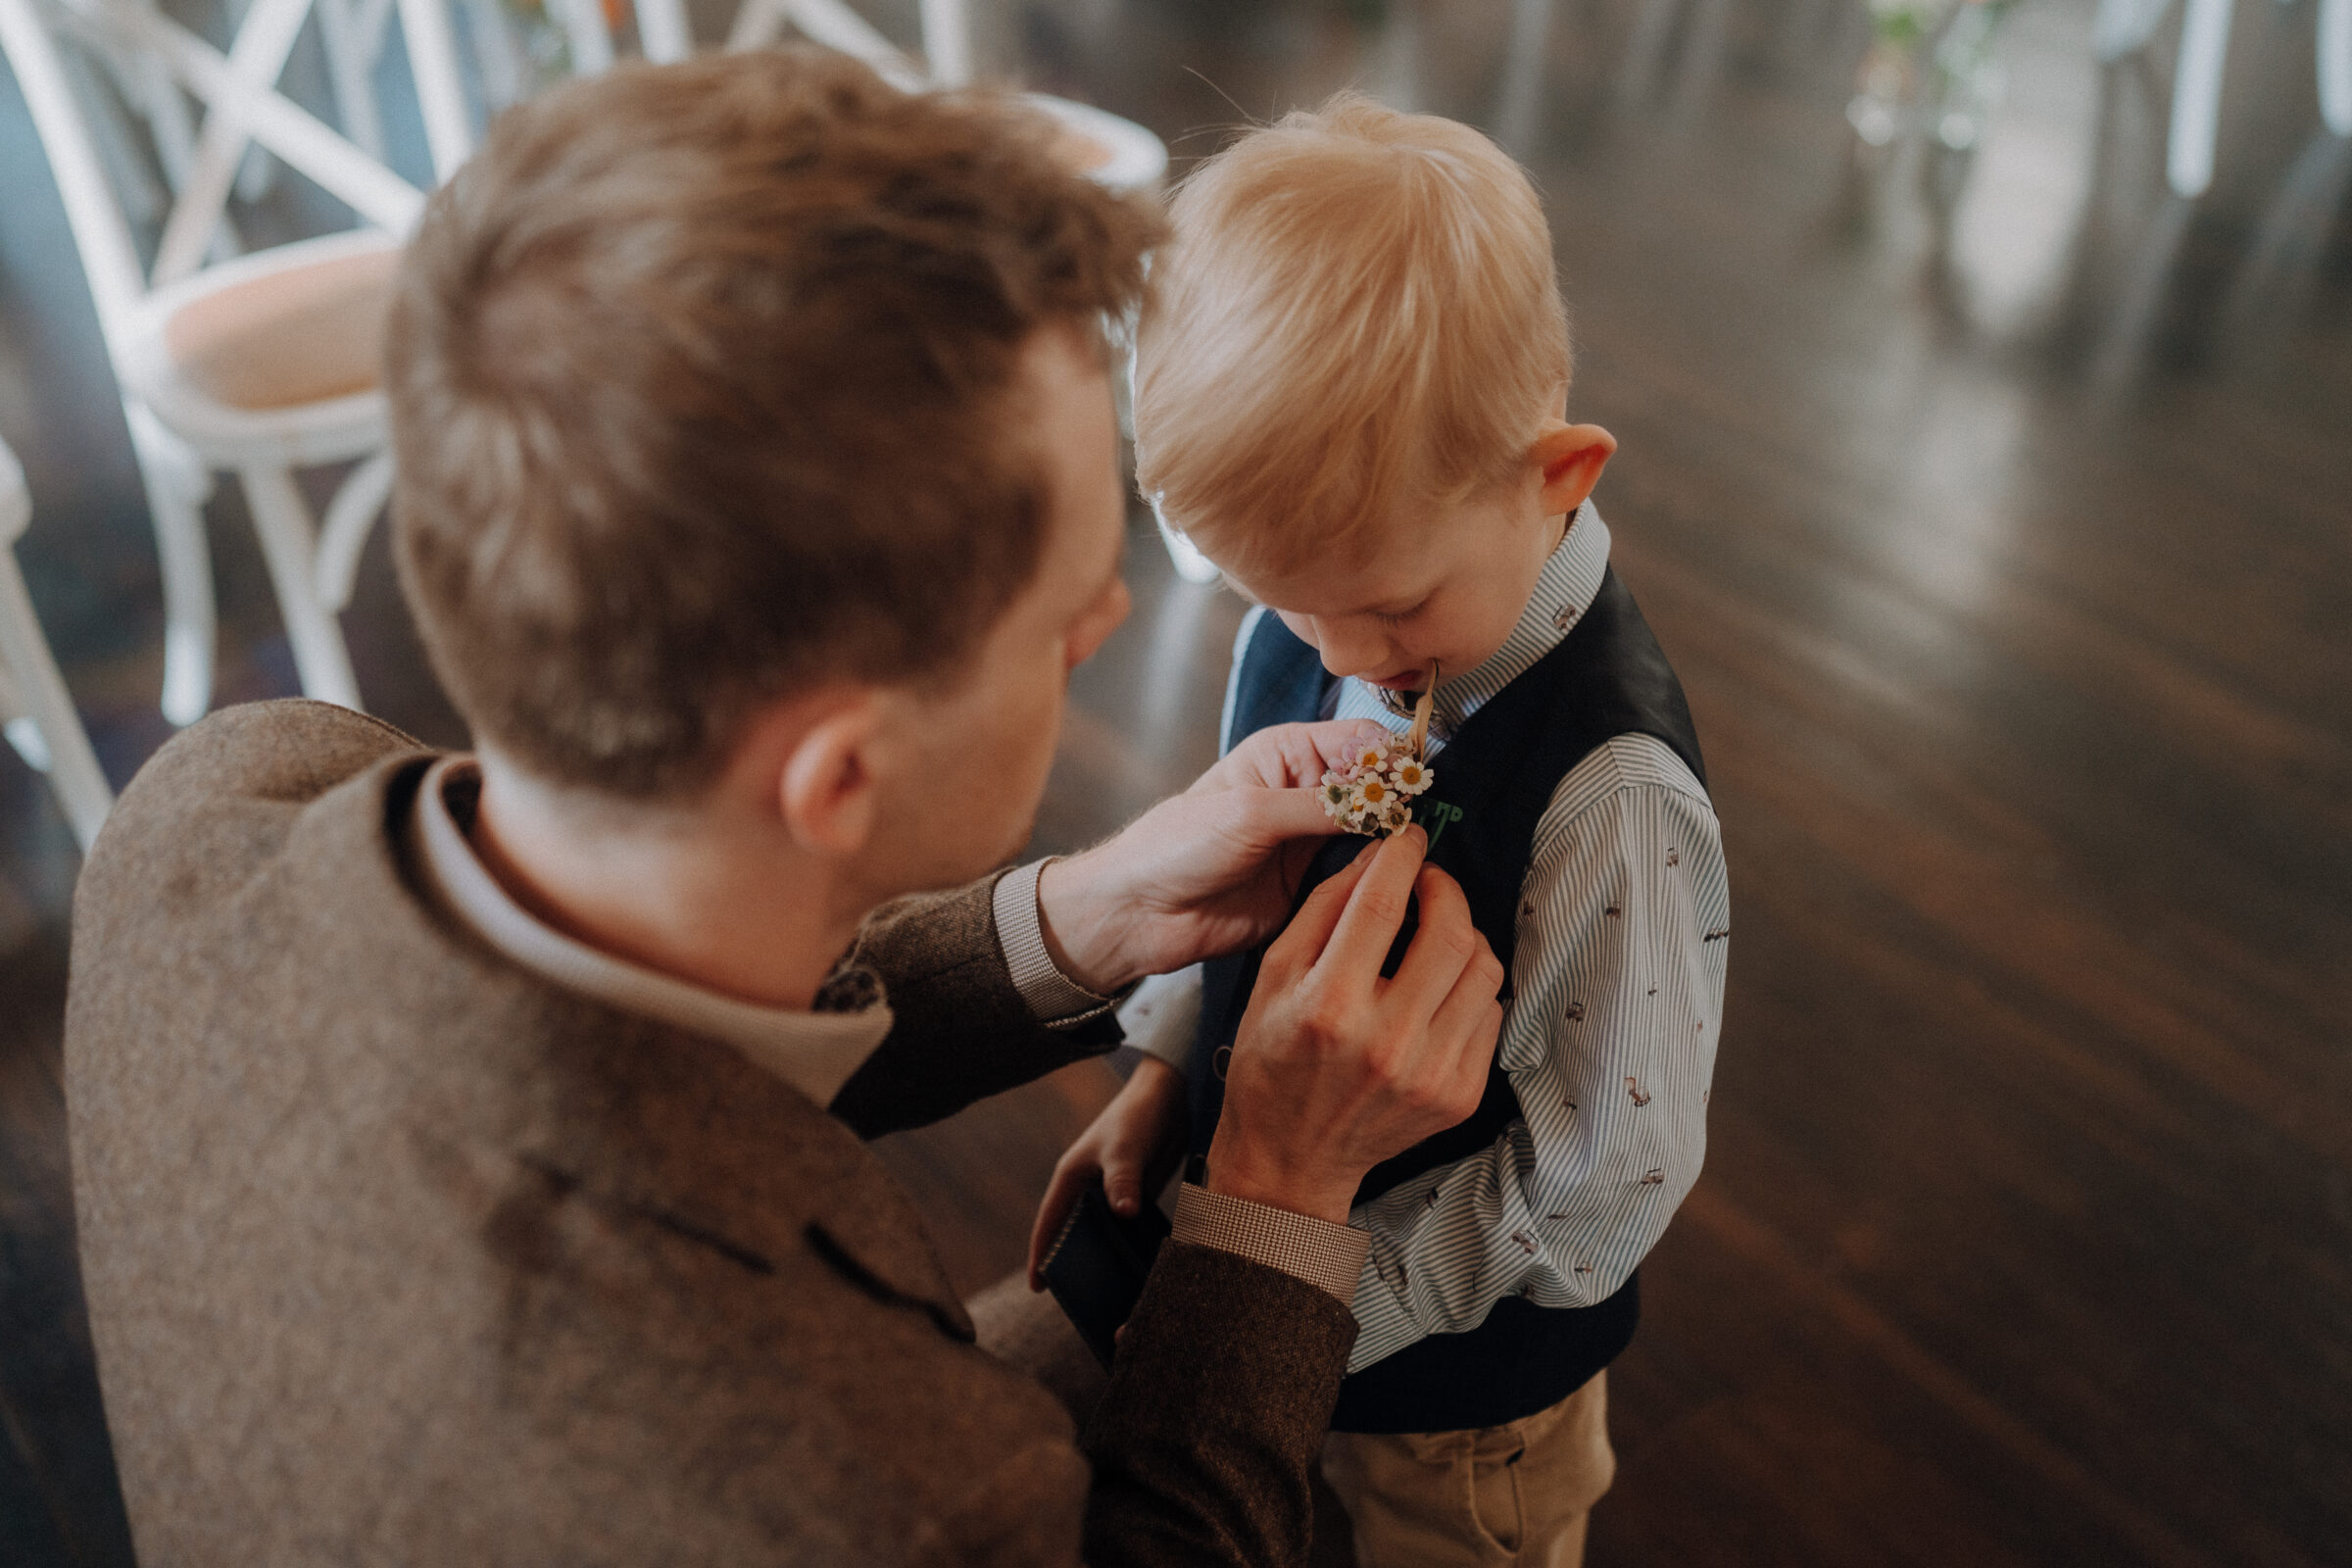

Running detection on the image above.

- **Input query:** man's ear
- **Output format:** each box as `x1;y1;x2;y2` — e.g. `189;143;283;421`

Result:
1530;422;1618;517
771;696;886;858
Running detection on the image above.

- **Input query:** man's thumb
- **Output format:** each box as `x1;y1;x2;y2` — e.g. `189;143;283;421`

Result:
1240;786;1348;849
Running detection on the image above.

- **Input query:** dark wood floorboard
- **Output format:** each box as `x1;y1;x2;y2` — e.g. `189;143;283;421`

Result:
4;0;2349;1562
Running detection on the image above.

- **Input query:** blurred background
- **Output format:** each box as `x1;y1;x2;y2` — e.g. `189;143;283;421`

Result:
2;0;2347;1562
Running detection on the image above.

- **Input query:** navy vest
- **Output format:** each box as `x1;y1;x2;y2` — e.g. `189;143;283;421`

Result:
1190;567;1708;1434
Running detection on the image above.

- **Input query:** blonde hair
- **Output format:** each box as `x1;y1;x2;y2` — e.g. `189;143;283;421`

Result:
1133;94;1570;577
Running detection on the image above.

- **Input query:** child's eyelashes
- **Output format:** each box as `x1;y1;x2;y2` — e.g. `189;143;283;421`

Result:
1371;599;1430;626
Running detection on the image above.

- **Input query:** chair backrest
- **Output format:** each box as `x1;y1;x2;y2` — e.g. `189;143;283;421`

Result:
0;435;116;854
723;0;965;88
0;0;424;370
392;0;972;180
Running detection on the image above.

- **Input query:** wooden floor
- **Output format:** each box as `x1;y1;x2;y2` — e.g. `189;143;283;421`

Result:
3;0;2349;1562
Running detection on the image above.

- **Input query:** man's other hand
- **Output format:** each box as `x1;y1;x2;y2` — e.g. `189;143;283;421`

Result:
1207;827;1504;1224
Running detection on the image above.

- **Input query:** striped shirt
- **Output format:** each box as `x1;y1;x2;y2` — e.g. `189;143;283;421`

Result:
1123;503;1729;1375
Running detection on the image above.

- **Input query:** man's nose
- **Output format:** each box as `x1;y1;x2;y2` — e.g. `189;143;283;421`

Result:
1069;579;1132;669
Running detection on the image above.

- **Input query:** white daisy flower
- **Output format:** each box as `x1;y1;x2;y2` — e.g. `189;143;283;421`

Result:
1318;731;1436;836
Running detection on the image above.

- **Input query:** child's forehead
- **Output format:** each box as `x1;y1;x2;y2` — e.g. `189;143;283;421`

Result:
1210;494;1493;613
1217;530;1446;616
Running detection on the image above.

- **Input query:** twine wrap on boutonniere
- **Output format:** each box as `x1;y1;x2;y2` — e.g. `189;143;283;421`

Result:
1318;662;1439;837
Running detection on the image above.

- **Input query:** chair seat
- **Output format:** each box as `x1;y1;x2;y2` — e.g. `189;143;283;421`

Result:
164;245;397;411
123;230;399;466
1025;95;1168;194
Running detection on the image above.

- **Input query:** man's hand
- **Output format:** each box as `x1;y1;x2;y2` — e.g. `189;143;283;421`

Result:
1207;827;1504;1224
1025;1054;1188;1290
1035;718;1394;994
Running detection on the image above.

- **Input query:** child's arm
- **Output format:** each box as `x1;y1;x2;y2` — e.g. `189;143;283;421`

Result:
1026;1052;1190;1289
1120;965;1204;1072
1339;734;1728;1373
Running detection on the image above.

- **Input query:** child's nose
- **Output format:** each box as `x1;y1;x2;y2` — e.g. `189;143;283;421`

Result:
1311;617;1389;680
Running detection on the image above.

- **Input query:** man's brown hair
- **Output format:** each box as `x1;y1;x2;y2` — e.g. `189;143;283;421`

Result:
387;48;1158;797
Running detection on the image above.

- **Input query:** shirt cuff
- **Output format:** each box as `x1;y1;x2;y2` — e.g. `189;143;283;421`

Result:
992;859;1123;1028
1116;965;1202;1073
1171;1183;1369;1304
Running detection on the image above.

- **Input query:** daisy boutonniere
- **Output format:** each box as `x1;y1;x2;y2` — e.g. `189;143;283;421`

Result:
1319;662;1439;838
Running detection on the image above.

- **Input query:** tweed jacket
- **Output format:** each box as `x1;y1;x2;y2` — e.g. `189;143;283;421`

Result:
67;701;1356;1566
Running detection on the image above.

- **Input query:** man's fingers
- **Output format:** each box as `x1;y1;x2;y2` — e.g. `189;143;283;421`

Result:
1298;717;1401;773
1317;827;1431;981
1263;838;1378;974
1426;933;1506;1085
1208;719;1394;793
1383;863;1483;1024
1226;786;1349;853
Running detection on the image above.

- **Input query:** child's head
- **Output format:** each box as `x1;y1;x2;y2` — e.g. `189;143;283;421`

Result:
1135;94;1614;689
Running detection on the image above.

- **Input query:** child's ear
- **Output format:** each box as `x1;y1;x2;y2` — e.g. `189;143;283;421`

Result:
1531;423;1618;517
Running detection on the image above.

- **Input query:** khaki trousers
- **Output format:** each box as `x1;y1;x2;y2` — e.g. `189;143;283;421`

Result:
1320;1373;1615;1568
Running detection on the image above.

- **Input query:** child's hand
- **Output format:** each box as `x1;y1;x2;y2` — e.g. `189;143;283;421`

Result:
1026;1054;1190;1291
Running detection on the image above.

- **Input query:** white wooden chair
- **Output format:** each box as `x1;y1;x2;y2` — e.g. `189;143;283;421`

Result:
2095;0;2352;195
376;0;959;181
0;437;115;853
405;0;1167;196
0;0;429;721
389;0;1179;563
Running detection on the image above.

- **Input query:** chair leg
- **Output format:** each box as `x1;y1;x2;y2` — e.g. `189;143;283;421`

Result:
634;0;692;64
0;548;114;854
2094;0;2173;62
316;0;388;159
397;0;476;181
2170;0;2235;196
918;0;970;85
313;448;394;612
125;402;217;726
724;0;784;51
551;0;615;75
2322;0;2351;136
776;0;924;86
239;465;361;710
458;0;525;111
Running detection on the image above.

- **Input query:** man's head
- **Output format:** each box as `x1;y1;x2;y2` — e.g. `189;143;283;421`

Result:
1132;94;1612;686
388;47;1154;826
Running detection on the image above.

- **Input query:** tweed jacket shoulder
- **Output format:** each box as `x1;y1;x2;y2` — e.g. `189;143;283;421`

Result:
67;701;1356;1567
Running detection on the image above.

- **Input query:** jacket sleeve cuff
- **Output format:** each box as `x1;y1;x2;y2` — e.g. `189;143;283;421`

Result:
1171;1184;1368;1304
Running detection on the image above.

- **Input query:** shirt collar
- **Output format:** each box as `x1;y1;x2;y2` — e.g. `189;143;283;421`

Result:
1363;499;1612;745
407;757;893;1106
